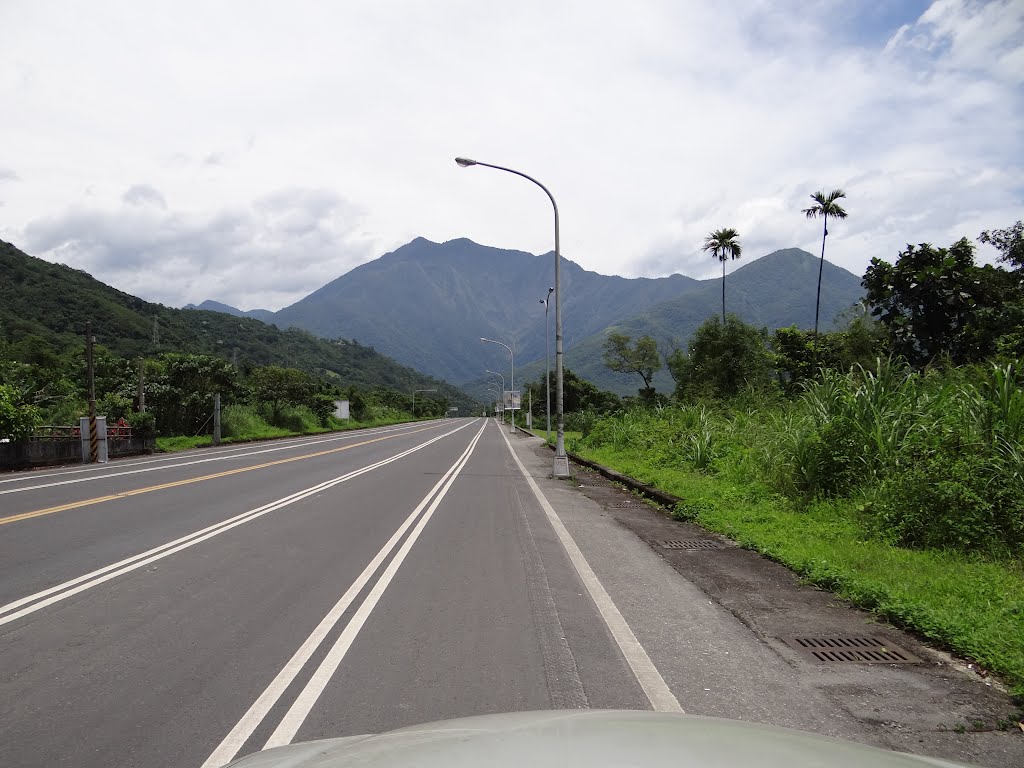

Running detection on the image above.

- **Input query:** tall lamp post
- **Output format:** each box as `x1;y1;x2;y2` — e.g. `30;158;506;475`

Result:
481;337;514;434
486;385;500;418
485;369;505;425
540;286;554;442
456;158;569;476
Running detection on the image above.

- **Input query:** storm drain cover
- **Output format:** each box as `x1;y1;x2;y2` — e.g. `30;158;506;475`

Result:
610;501;648;508
660;539;725;550
784;636;921;664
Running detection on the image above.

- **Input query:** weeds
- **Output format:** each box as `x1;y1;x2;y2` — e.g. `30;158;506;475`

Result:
571;360;1024;694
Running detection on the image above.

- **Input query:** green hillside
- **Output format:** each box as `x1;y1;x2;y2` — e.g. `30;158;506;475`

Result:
0;240;474;408
510;249;865;396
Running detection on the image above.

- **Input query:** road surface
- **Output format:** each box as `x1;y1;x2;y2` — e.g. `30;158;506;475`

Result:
1;418;1020;768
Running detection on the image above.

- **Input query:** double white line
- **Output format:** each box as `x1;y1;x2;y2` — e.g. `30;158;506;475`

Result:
201;420;488;767
0;420;475;629
0;422;434;495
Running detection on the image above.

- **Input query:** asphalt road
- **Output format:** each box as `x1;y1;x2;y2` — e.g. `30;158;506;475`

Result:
1;418;1018;768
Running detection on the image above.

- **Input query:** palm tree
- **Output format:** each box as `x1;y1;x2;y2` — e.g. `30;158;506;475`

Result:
702;228;742;324
802;189;849;341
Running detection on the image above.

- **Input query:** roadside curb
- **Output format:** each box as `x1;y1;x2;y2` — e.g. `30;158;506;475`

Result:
515;425;682;511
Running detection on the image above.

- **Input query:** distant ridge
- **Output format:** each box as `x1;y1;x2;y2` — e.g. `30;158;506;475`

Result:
189;238;864;392
184;300;276;323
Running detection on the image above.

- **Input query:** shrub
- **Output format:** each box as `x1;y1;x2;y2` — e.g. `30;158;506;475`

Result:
221;405;272;439
564;409;599;437
672;498;717;522
871;448;1024;554
127;411;156;439
275;406;320;433
0;384;40;441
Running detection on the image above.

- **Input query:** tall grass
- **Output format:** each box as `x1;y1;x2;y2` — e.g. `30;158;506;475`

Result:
582;359;1024;554
572;359;1024;695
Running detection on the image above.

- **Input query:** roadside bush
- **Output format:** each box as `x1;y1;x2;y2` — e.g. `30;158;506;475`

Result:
221;405;273;439
97;392;133;421
0;383;41;441
672;498;718;522
870;448;1024;554
127;411;156;439
564;409;599;437
275;405;320;434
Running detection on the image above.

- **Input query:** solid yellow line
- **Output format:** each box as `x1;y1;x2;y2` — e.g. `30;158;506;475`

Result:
0;426;435;527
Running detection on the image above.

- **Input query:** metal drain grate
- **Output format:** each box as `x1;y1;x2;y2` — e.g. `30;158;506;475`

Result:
660;539;725;550
784;636;921;664
609;501;648;508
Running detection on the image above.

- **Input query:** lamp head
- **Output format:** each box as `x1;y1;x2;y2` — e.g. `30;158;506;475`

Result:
455;157;478;168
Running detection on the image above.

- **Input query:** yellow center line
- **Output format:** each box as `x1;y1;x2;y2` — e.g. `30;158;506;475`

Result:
0;425;437;527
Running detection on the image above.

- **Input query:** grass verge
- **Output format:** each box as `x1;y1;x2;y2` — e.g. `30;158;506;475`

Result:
576;443;1024;699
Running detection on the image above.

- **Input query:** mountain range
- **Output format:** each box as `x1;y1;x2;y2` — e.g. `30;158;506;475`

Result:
194;238;865;396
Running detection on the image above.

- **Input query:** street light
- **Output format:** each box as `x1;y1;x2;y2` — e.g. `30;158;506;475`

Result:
486;383;500;419
456;158;568;476
412;388;437;419
485;369;505;425
481;337;514;434
540;286;554;442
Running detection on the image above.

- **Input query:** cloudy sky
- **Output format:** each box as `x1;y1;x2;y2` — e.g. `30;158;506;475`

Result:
2;0;1022;311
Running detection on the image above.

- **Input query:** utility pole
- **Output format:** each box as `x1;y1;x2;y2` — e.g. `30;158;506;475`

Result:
86;323;98;463
137;358;146;413
213;393;221;445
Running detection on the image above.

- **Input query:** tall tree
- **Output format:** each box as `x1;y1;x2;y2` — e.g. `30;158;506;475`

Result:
701;228;743;324
979;220;1024;270
802;189;849;341
862;238;982;366
666;315;772;401
602;332;662;401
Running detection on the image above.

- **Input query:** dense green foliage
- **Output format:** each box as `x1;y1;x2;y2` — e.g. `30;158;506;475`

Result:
665;314;774;400
0;239;474;414
574;438;1024;698
567;224;1024;694
571;359;1024;694
558;248;865;395
863;234;1024;366
0;240;477;441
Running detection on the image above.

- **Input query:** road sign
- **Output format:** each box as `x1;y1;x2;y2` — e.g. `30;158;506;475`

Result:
503;390;521;410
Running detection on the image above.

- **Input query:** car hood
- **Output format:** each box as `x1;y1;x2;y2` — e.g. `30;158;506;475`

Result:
224;709;974;768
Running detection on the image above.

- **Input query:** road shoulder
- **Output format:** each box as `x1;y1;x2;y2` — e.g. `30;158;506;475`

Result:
504;430;1024;768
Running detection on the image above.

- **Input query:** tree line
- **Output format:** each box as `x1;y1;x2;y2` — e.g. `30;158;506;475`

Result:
601;219;1023;403
1;345;451;442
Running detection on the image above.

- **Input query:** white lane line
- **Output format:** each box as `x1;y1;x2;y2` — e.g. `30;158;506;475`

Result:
0;421;477;628
0;426;421;486
497;426;684;714
0;422;439;494
201;421;487;767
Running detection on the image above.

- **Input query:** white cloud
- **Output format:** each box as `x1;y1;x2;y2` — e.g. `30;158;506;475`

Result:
22;187;373;310
122;184;167;209
0;0;1020;307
